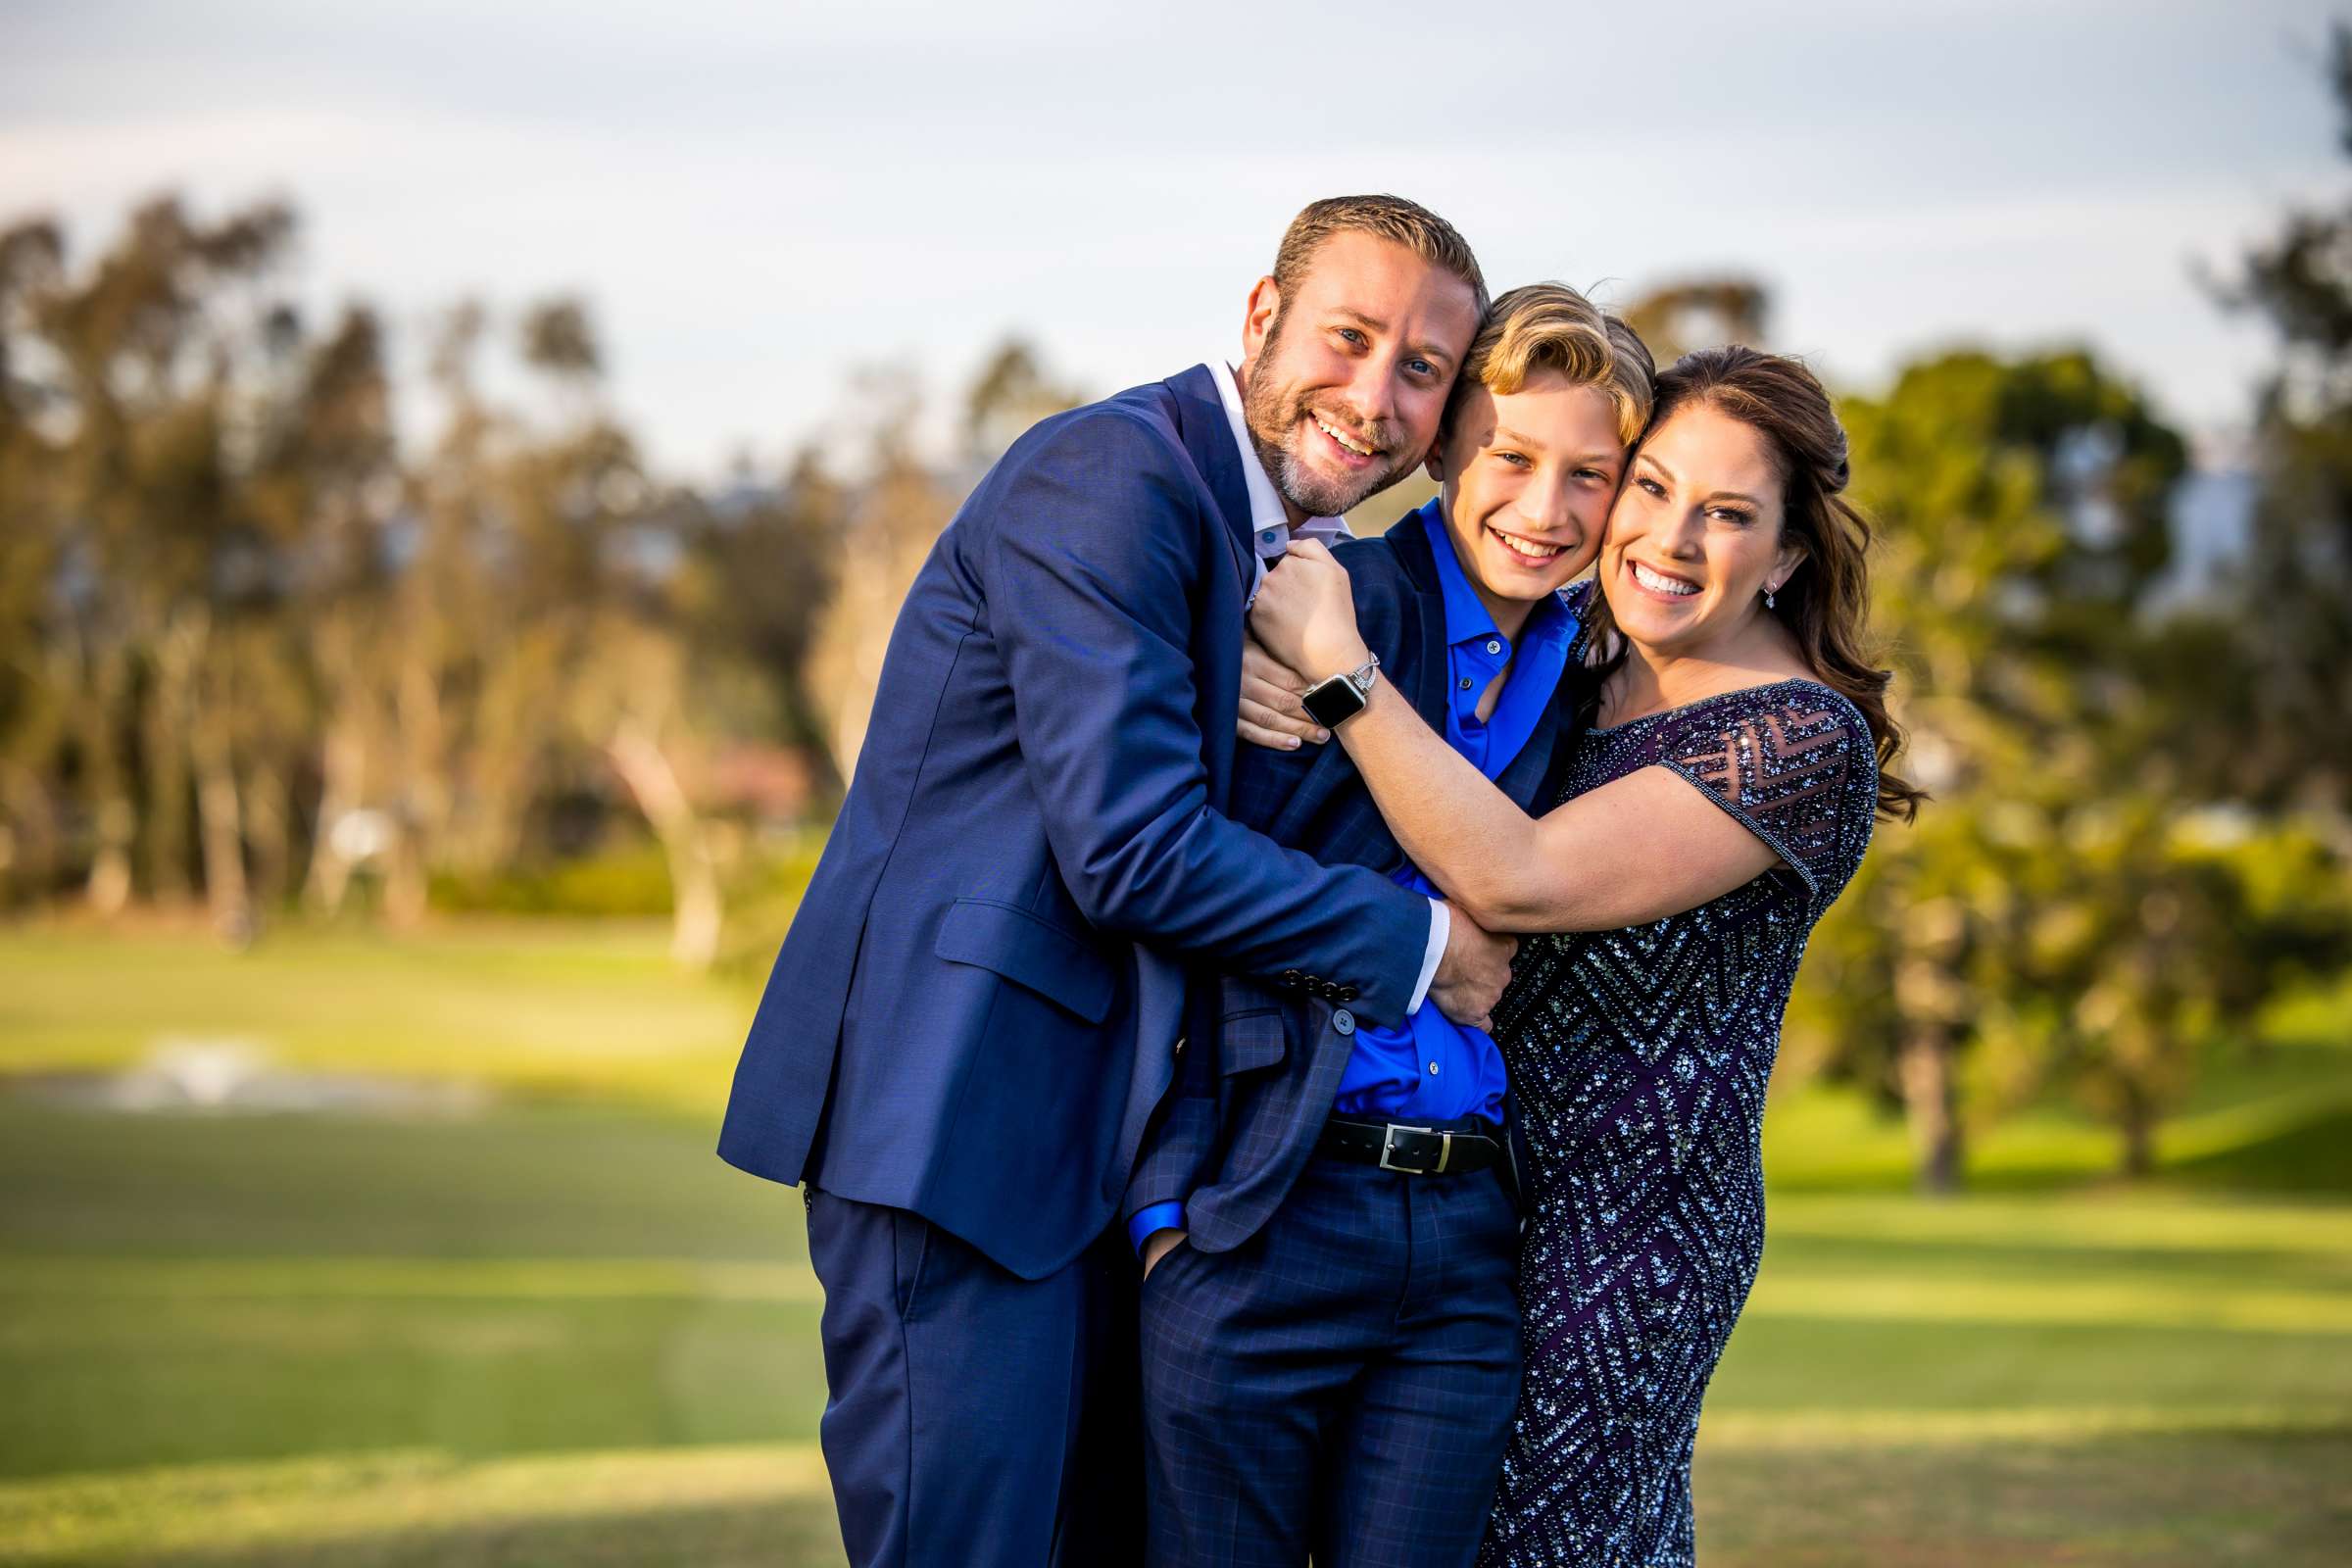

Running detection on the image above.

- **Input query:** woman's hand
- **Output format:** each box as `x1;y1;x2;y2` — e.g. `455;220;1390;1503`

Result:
1238;637;1329;751
1249;538;1373;683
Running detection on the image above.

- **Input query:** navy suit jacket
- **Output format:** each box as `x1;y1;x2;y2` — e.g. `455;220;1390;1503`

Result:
1128;519;1578;1255
717;365;1433;1281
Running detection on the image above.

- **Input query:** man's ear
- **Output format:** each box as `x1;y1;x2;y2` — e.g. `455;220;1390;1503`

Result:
1423;438;1449;484
1240;276;1282;370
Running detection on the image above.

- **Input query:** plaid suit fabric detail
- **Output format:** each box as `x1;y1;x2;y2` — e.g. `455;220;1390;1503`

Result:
1140;1155;1521;1567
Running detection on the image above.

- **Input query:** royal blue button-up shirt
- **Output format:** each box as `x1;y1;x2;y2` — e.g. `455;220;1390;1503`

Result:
1330;500;1576;1124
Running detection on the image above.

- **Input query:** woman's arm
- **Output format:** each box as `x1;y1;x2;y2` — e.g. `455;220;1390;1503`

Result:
1250;540;1779;933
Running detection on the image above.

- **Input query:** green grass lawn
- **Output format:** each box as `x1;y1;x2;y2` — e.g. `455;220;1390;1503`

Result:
0;920;750;1118
1;922;2348;1565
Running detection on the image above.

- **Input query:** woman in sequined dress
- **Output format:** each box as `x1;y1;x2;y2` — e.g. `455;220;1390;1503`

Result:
1250;346;1924;1565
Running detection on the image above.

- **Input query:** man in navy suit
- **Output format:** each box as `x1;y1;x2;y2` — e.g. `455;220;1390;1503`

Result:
1129;285;1656;1566
717;195;1515;1567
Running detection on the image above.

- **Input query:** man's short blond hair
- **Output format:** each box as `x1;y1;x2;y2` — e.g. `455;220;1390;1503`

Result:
1445;283;1656;446
1271;194;1489;318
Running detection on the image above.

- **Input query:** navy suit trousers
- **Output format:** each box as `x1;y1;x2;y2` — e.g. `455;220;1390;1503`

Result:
1139;1156;1520;1568
806;1191;1143;1567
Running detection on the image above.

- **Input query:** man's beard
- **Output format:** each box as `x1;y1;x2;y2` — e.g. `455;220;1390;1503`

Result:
1242;318;1411;518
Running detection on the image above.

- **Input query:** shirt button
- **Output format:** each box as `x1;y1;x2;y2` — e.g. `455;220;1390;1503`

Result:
1332;1008;1356;1037
1459;677;1474;690
1486;639;1502;655
1429;1061;1441;1075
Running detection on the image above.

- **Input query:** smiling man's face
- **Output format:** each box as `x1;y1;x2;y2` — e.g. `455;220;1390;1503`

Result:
1237;230;1483;521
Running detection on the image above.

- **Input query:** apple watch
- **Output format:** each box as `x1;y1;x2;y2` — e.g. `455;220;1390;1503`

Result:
1299;653;1382;730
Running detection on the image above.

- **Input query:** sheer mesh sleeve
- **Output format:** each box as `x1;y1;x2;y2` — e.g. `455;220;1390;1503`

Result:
1658;684;1877;917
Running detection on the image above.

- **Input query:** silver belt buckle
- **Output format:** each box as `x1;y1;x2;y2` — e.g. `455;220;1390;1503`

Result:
1378;1123;1451;1175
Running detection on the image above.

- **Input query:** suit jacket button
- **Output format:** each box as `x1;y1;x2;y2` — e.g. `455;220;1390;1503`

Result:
1332;1008;1355;1037
1339;984;1359;1003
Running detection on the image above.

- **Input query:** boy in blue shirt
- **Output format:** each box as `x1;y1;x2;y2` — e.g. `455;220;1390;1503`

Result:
1131;285;1656;1567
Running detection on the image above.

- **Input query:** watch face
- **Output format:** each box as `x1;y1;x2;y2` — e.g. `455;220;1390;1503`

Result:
1301;675;1368;730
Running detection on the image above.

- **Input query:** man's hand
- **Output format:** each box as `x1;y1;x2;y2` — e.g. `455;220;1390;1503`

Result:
1429;902;1516;1031
1238;637;1330;752
1250;538;1371;680
1141;1227;1188;1279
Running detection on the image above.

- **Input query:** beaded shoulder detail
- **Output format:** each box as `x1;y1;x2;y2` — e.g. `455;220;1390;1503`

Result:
1588;678;1877;916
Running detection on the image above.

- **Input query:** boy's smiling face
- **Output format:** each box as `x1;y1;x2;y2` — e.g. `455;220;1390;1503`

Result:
1427;371;1625;639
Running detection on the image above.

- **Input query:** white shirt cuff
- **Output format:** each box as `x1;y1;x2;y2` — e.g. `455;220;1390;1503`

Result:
1408;898;1448;1013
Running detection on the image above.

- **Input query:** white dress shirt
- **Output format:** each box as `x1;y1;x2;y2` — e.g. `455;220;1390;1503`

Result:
1205;360;1450;1015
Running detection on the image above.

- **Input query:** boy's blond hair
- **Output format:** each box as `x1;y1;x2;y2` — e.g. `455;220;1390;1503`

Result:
1446;283;1655;445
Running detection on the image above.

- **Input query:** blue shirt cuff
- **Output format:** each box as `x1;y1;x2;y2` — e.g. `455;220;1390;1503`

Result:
1128;1200;1187;1256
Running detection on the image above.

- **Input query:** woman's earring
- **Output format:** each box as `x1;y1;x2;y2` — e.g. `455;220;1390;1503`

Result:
1764;584;1778;611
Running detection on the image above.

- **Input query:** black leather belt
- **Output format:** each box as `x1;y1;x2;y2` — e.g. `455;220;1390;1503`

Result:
1317;1115;1505;1177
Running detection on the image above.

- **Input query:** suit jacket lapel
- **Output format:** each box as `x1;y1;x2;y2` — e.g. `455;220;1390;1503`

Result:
1388;517;1455;737
1163;364;1258;594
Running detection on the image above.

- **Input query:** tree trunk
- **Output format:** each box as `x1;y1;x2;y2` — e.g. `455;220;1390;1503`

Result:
1898;1025;1965;1195
303;710;368;916
398;648;451;878
143;612;203;906
243;765;292;917
78;649;135;918
607;724;721;971
382;815;428;928
0;760;59;906
189;681;251;944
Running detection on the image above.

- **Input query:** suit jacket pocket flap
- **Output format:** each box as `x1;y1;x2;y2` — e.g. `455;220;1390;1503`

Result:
1217;977;1289;1074
935;899;1115;1025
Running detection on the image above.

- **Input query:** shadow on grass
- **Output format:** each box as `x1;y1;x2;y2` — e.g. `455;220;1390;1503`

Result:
2170;1102;2352;1194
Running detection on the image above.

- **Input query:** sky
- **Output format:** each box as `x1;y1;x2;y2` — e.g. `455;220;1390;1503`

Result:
2;0;2341;479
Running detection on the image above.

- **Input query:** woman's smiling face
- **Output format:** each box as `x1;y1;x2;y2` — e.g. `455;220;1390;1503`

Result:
1599;401;1803;658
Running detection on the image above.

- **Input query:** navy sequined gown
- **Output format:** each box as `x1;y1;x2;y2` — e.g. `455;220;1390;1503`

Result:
1478;620;1879;1567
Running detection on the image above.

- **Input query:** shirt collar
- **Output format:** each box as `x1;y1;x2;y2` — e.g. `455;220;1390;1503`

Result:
1415;498;1575;659
1209;360;1341;543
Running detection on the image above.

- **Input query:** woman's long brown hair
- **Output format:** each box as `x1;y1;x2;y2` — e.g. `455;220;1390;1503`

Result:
1583;345;1926;821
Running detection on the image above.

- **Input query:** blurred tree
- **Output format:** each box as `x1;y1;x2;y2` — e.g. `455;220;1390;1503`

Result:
2208;21;2352;821
805;343;1082;780
2019;807;2350;1175
0;218;69;906
1622;278;1770;365
805;436;956;778
678;451;847;780
1787;347;2189;1190
0;196;307;934
0;193;825;938
964;337;1084;465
